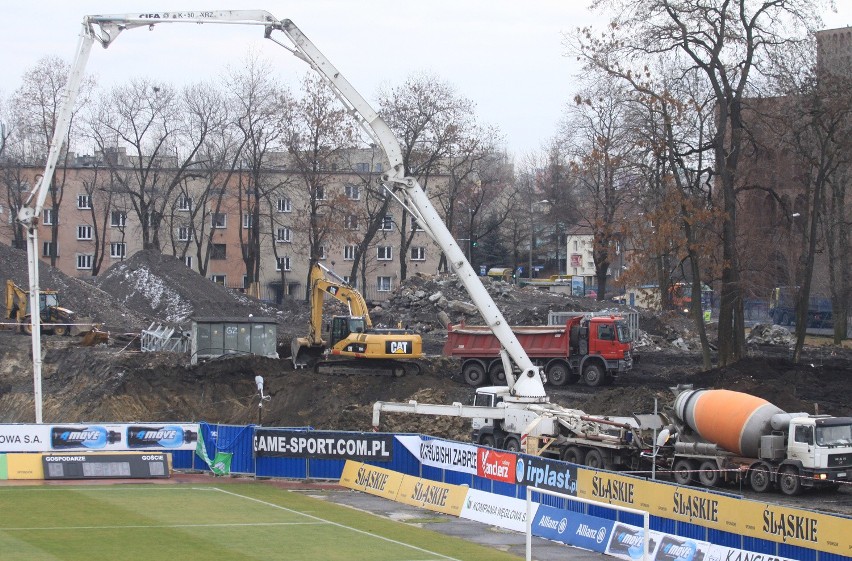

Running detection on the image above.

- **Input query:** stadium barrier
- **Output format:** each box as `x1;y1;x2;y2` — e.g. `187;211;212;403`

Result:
3;422;850;560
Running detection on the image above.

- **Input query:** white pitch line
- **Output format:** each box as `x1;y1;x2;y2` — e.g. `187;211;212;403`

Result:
2;522;325;531
212;487;462;561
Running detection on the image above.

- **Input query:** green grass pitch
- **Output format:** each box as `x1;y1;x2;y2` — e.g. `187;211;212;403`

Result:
0;483;521;561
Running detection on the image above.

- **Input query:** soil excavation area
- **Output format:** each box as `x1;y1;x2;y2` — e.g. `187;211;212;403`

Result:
1;244;850;515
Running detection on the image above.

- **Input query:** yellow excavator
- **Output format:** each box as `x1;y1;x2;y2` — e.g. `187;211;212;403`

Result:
291;263;423;376
5;280;77;335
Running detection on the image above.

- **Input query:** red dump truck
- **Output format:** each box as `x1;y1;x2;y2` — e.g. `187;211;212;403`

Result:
444;315;635;387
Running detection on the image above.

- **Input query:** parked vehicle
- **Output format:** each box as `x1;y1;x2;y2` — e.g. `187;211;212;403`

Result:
5;280;76;335
444;315;634;387
663;388;852;495
291;263;423;376
769;286;833;328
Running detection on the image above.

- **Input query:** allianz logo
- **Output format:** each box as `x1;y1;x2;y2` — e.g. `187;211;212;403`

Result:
577;523;608;544
538;515;568;534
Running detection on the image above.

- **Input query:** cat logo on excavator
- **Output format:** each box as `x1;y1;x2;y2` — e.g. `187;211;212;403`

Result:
387;341;411;354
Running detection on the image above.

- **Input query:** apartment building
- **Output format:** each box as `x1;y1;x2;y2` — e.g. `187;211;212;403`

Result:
0;150;444;302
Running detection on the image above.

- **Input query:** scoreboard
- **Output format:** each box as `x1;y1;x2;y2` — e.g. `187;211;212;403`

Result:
42;453;170;480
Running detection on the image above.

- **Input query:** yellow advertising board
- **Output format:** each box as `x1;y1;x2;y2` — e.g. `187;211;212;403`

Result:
396;474;467;516
6;453;44;480
339;461;404;501
577;469;851;556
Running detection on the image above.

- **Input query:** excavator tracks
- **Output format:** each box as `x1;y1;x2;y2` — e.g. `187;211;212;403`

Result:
313;358;422;377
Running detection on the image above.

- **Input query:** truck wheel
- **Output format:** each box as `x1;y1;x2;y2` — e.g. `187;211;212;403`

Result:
778;466;802;496
503;436;521;453
673;459;696;485
749;465;771;493
545;362;570;387
52;325;69;336
584;449;605;469
583;363;605;387
698;460;720;487
22;321;33;335
462;362;486;386
489;364;507;385
561;446;585;465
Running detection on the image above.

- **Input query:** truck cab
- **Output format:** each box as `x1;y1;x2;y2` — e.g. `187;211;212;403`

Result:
470;387;510;445
785;416;852;483
569;315;634;386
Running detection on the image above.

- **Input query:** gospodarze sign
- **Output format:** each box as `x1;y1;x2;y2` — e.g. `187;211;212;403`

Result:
253;429;393;461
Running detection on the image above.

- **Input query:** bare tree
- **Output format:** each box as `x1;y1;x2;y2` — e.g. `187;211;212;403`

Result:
11;56;94;266
573;0;825;365
89;78;212;251
770;41;852;357
562;78;637;301
226;55;293;296
285;73;358;300
378;72;477;281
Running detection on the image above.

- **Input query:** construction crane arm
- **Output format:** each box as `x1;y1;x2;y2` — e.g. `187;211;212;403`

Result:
27;11;547;427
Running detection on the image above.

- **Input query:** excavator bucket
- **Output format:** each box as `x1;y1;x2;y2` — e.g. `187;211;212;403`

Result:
80;327;109;346
70;317;97;337
291;337;324;369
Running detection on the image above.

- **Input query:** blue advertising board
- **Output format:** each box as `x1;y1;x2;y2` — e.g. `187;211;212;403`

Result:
531;504;614;554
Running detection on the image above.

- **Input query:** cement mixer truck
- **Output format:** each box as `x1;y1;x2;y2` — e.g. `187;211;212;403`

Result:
662;388;852;495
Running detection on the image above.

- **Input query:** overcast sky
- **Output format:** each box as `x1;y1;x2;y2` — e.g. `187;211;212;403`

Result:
3;1;851;158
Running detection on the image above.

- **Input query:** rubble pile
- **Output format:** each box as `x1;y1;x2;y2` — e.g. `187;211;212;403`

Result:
746;323;796;347
369;273;619;332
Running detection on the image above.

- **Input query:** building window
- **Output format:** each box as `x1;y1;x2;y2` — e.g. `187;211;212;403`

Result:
380;215;393;231
77;194;91;209
317;246;327;260
210;274;226;285
212;213;227;228
411;218;424;232
242;214;254;229
178;226;192;241
374;163;383;173
185;256;193;269
410;246;425;261
42;241;56;258
276;256;291;271
377;246;392;261
344;214;359;230
77;225;93;240
276;227;291;243
354;163;369;173
344;245;356;261
314;186;325;200
211;243;227;260
110;211;126;227
43;209;54;225
377;276;392;292
277;197;291;213
110;242;126;259
343;276;356;288
177;195;192;211
345;183;361;200
76;254;93;270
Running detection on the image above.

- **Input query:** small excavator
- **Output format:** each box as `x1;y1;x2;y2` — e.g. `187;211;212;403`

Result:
291;263;423;376
6;279;77;335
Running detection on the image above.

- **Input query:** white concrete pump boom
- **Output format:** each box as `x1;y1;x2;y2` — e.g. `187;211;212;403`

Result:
24;10;547;424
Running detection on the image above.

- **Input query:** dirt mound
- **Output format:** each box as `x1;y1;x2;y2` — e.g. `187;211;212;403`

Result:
92;249;283;326
0;244;148;331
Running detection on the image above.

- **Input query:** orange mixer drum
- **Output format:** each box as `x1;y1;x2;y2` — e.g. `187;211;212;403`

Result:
674;389;785;457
